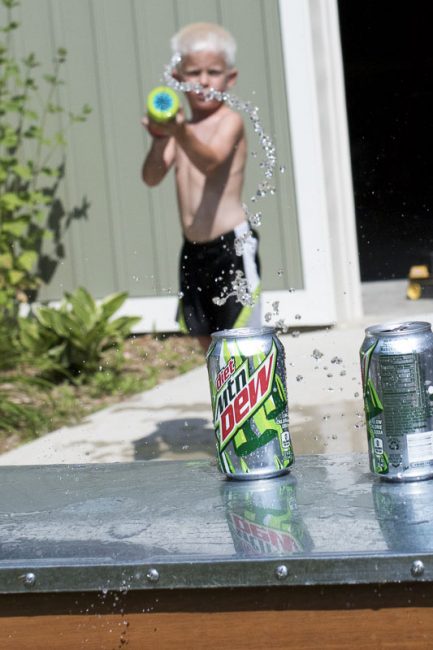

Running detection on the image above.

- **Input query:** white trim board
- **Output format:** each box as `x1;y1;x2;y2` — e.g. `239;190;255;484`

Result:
276;0;362;327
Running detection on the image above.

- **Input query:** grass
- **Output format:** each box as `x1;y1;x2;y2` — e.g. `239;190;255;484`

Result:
0;333;204;455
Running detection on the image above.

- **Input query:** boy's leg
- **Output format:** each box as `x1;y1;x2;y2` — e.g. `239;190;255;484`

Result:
210;225;261;331
177;240;213;344
197;335;212;352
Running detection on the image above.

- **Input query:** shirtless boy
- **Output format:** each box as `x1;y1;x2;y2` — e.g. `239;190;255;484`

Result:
142;23;261;351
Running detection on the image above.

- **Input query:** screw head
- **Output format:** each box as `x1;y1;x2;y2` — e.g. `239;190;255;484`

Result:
20;572;36;587
146;568;160;583
411;560;425;577
275;564;289;580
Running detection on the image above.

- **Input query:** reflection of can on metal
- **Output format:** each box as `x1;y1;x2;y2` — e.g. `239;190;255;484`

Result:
360;321;433;481
222;477;313;555
206;327;294;480
373;480;433;552
222;476;313;555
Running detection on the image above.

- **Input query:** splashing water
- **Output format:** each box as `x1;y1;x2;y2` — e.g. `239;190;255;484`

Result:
163;53;278;306
234;227;254;256
212;270;255;307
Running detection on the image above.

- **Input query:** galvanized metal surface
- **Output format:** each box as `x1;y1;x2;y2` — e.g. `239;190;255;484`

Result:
1;455;433;593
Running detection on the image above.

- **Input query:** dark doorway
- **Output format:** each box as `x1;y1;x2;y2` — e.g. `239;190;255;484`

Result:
338;1;433;281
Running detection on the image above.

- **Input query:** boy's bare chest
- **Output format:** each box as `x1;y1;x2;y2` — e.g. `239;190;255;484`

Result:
188;118;218;143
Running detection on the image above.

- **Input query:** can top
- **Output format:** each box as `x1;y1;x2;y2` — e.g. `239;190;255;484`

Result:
365;320;432;337
211;326;276;339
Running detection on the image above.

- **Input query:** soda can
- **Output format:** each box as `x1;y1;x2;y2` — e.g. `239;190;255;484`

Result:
360;320;433;481
206;327;294;480
222;476;313;555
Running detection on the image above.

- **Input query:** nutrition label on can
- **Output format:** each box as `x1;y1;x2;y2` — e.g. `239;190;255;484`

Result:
379;353;428;434
407;431;433;464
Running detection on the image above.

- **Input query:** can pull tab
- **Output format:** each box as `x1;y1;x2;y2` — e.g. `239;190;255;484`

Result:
383;325;410;333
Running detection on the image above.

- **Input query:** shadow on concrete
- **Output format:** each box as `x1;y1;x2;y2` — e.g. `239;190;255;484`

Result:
133;418;215;461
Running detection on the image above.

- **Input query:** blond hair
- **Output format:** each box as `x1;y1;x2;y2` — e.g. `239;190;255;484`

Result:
171;22;237;68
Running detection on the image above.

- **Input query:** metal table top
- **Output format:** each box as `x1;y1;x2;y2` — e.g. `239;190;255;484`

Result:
1;454;433;593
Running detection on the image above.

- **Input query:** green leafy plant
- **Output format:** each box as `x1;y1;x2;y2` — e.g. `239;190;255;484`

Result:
19;287;140;380
0;0;91;320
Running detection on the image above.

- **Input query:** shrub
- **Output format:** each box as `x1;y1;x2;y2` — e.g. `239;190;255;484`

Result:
0;0;91;320
19;287;140;381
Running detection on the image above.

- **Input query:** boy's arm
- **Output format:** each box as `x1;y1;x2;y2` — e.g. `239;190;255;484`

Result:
141;122;176;187
165;112;244;176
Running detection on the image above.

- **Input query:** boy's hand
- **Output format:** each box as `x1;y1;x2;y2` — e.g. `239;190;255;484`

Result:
141;115;170;140
142;108;186;139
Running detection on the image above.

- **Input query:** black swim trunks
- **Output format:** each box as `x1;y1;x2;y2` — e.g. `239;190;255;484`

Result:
177;221;261;336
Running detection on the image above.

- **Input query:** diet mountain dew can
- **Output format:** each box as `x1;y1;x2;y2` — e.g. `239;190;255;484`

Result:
206;327;294;479
360;321;433;481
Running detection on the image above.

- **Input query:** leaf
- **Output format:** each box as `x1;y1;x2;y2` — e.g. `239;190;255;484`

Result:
7;269;25;285
100;292;128;321
11;163;32;180
0;252;13;269
107;316;141;337
2;218;28;236
28;190;49;205
0;192;23;212
17;250;37;271
68;287;96;318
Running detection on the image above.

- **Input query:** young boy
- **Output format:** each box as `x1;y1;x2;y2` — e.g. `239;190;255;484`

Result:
141;22;261;351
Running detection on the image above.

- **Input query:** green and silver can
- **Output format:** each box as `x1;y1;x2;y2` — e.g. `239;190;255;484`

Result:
360;320;433;481
206;327;294;480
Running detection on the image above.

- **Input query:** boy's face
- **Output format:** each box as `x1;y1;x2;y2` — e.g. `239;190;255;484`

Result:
177;51;238;113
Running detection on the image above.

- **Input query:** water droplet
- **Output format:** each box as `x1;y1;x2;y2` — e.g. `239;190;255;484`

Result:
295;314;301;320
264;312;272;322
312;349;324;360
280;165;286;173
296;375;303;382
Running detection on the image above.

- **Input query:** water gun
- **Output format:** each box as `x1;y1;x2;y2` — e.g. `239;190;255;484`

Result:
146;86;179;137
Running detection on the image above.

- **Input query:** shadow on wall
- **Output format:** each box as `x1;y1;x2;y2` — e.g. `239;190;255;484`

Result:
134;418;216;461
38;169;91;288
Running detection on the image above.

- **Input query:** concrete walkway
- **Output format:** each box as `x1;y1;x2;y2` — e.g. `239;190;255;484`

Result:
1;280;433;465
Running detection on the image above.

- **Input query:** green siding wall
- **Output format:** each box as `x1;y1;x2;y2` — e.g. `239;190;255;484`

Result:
11;0;303;303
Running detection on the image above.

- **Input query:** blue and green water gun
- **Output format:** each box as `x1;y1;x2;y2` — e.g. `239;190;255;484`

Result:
146;86;179;137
